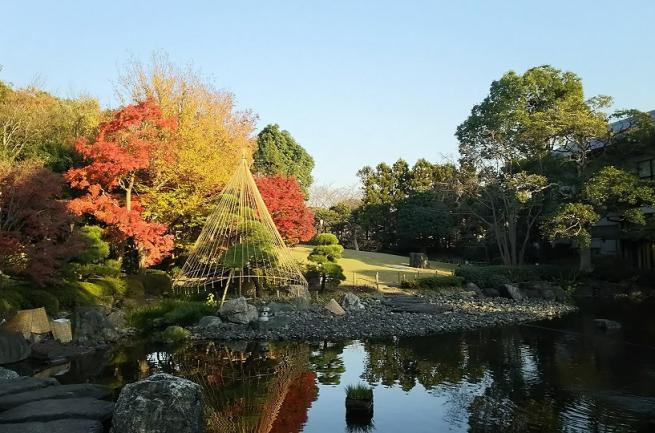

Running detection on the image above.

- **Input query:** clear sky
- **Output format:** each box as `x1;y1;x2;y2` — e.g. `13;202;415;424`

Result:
1;0;654;187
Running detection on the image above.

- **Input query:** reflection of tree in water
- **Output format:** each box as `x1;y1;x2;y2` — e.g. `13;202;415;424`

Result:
310;340;349;385
173;341;317;433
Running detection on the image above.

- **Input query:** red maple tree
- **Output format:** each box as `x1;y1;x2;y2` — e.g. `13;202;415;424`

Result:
255;175;316;246
0;161;82;283
66;99;176;267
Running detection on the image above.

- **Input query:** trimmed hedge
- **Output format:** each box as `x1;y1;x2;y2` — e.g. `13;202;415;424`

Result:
128;299;214;333
134;269;173;296
400;275;464;290
455;265;576;288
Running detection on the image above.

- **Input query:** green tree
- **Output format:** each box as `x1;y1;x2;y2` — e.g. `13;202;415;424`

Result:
253;124;315;193
307;233;346;291
456;65;609;266
396;192;453;252
543;166;655;271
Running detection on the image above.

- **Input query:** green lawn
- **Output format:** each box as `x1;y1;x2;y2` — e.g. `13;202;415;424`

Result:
290;245;456;288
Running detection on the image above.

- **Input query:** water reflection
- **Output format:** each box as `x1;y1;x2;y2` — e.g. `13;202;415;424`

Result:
52;301;655;432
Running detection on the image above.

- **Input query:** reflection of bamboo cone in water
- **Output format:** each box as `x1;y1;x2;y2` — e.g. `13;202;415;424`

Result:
138;359;150;378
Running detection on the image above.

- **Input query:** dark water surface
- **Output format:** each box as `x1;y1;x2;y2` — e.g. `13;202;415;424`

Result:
56;301;655;432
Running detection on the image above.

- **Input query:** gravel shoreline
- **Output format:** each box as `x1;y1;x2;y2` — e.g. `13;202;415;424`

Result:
192;293;578;341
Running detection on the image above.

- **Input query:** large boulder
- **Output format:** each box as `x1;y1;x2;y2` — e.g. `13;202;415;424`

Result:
0;366;19;380
73;307;119;346
112;373;205;433
341;293;365;311
0;330;31;365
218;297;258;324
594;318;622;331
409;252;429;268
501;284;524;301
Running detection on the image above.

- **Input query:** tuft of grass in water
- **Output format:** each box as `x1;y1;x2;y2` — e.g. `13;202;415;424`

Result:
345;383;373;400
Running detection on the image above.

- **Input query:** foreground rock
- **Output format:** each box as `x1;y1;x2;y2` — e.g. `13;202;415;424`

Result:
0;397;114;423
0;367;19;380
325;299;346;315
0;383;111;410
0;419;104;433
594;318;622;331
0;330;31;365
0;377;59;398
218;297;258;324
112;373;205;433
194;293;577;341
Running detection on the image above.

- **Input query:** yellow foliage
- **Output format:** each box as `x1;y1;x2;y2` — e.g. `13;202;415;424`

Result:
117;53;258;242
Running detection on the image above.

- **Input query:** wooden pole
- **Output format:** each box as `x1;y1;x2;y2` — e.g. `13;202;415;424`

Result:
375;272;379;291
220;269;235;307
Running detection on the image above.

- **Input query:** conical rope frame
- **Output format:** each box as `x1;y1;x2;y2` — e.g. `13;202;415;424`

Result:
174;156;308;300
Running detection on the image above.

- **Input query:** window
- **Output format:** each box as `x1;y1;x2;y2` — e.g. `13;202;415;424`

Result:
637;159;654;179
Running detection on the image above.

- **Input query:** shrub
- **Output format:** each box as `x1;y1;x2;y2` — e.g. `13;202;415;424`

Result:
161;325;190;343
125;275;146;299
127;299;214;333
89;276;127;298
27;289;60;315
400;275;464;290
314;233;339;245
0;288;27;315
345;384;373;401
455;265;576;288
135;269;173;296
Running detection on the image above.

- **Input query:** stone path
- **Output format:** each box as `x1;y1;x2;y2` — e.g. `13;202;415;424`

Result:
0;376;113;433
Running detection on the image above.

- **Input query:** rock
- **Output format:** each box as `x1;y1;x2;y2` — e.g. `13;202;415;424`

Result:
0;330;31;365
73;307;119;346
162;326;190;343
594;318;622;331
107;310;127;330
482;287;500;297
0;377;58;398
0;397;114;423
341;293;365;311
502;284;524;300
112;373;205;433
465;282;482;294
409;252;429;268
291;297;311;311
198;316;222;328
325;299;346;316
30;340;91;363
266;302;295;314
0;367;19;380
218;297;258;324
51;319;72;343
0;383;111;410
0;419;104;433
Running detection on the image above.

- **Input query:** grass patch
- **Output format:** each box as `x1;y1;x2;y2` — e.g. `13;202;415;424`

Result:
345;383;373;400
291;246;456;289
127;299;214;333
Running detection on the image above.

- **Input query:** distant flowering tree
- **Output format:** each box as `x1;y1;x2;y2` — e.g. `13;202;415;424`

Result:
66;99;176;269
255;175;316;246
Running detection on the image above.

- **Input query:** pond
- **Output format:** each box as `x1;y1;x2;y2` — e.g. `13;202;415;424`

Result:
54;300;655;432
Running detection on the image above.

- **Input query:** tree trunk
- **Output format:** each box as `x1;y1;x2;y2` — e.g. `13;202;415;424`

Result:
579;245;593;272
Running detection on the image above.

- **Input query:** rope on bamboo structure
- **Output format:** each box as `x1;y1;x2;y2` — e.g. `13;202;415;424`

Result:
174;153;308;301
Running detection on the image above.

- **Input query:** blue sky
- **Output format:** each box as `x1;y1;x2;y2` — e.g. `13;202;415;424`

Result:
1;0;654;186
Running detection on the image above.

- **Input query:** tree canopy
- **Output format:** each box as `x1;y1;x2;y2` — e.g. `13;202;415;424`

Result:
253;124;315;194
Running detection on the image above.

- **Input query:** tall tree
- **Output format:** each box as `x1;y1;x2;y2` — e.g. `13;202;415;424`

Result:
0;81;100;170
66;99;176;269
253;124;315;194
456;65;609;266
255;175;316;246
117;53;257;246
